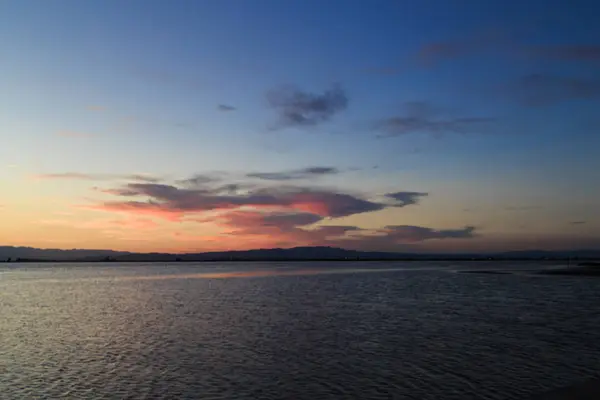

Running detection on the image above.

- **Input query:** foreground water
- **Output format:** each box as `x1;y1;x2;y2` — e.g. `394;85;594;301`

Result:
1;261;599;399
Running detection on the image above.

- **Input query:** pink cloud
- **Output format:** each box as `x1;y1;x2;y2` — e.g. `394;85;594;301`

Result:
85;201;185;222
86;183;388;220
87;217;159;230
171;209;476;252
45;171;477;251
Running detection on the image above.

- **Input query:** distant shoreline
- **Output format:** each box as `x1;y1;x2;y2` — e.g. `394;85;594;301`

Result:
3;246;599;265
4;258;599;264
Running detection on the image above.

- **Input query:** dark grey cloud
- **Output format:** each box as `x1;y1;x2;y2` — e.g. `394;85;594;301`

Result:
295;190;385;218
314;225;363;236
211;183;255;195
125;174;162;183
103;183;188;200
211;210;324;231
210;210;367;246
210;208;472;249
247;166;340;181
329;225;478;252
261;212;324;227
95;181;389;218
381;225;477;242
217;104;236;111
375;102;494;137
304;166;338;174
570;221;587;225
385;191;428;207
514;74;600;106
267;84;348;129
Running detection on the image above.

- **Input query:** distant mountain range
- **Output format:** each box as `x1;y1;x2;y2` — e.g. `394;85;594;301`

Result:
1;245;599;262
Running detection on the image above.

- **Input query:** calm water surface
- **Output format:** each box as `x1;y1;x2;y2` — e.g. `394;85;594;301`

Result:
1;262;599;399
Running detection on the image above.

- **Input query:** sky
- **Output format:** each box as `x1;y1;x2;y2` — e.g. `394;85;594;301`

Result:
1;0;599;253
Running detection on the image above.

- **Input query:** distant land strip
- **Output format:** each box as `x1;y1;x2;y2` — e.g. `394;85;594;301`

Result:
2;246;599;263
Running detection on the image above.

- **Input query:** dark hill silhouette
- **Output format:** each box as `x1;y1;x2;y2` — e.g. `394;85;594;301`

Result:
1;245;599;263
118;246;407;262
0;246;129;261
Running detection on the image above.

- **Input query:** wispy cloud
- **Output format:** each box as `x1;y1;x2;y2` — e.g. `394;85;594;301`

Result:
267;84;348;129
247;166;340;181
418;41;476;67
385;191;428;207
41;217;159;232
570;220;587;225
35;173;102;180
176;175;218;186
217;104;236;111
504;205;543;211
411;33;600;72
331;224;477;252
375;102;494;137
528;45;600;63
56;131;93;138
364;29;513;74
125;174;162;183
513;74;600;106
415;29;511;67
376;225;476;242
34;173;162;183
414;33;600;67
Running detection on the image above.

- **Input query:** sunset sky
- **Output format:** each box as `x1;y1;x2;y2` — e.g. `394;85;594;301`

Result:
1;0;599;253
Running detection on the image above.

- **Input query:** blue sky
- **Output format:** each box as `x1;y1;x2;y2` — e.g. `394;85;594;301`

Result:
1;0;599;252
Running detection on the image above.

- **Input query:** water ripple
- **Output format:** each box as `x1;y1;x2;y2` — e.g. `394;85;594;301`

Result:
2;262;599;399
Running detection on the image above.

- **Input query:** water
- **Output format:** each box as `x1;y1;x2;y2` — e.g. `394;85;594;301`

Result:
1;262;599;399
